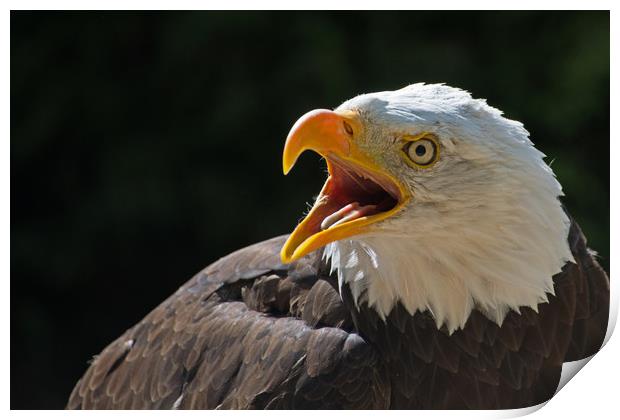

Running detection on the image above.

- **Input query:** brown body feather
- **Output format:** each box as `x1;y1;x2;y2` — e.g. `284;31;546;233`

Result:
67;215;608;409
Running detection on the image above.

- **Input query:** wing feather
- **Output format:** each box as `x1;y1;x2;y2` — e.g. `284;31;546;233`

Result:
67;235;386;409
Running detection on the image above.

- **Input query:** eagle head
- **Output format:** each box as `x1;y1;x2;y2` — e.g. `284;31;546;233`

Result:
281;83;574;333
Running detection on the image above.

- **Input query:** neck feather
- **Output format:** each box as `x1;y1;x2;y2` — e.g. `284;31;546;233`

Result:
323;195;573;334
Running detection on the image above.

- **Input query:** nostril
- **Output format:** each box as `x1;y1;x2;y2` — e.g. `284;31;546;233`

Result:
343;121;354;136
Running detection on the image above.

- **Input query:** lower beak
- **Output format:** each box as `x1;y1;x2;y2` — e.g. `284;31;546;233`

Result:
280;109;409;263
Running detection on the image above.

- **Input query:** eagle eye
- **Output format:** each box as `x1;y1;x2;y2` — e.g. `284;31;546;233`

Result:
402;137;439;168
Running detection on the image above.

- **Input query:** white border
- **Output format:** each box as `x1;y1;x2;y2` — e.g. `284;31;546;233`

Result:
3;1;617;11
6;3;615;419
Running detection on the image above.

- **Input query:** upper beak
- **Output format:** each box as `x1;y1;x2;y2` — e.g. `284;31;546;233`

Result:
282;109;359;174
280;109;408;263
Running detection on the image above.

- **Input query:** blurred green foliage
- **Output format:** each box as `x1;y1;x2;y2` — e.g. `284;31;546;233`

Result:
11;11;609;408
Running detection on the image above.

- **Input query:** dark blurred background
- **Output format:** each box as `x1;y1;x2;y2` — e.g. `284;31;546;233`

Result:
11;11;609;409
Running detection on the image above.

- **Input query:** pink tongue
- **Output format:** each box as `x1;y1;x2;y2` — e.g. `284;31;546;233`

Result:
320;202;378;230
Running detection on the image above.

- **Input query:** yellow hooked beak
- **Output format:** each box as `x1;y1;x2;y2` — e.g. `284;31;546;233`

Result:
280;109;410;263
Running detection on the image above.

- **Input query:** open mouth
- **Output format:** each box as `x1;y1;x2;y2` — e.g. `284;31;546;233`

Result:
317;156;401;232
281;153;406;263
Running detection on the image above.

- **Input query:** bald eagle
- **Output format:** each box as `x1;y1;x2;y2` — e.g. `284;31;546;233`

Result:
68;84;609;409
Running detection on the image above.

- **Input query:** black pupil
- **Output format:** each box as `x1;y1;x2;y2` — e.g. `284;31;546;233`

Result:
415;144;427;157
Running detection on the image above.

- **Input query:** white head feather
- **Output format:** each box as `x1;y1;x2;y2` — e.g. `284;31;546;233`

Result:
322;83;574;333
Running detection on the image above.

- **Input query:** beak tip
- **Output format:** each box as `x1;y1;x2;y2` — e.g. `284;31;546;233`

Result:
280;249;292;264
282;159;293;175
